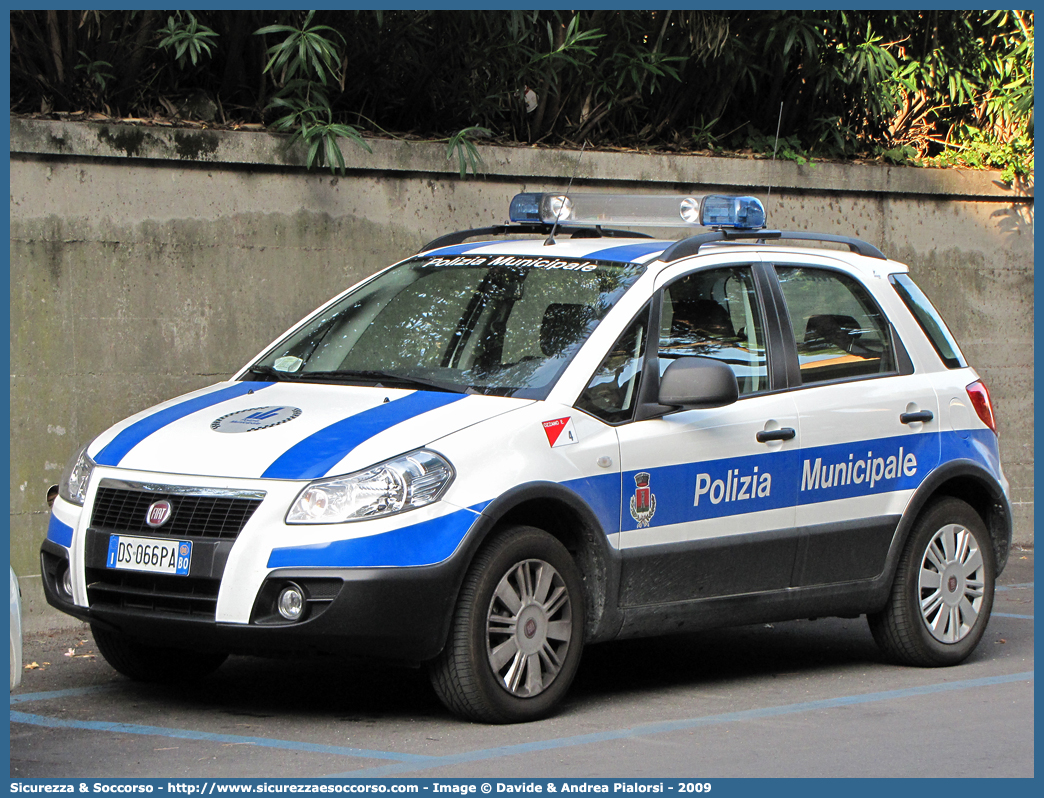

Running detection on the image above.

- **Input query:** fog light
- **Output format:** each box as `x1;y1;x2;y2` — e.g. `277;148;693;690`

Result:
277;584;305;621
60;565;73;599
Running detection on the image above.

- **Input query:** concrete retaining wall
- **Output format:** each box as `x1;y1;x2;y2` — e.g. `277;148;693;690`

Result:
9;117;1033;629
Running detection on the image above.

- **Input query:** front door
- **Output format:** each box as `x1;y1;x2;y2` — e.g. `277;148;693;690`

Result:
610;264;802;606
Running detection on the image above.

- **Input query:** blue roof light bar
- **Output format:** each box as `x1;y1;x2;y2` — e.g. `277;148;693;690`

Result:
508;192;766;230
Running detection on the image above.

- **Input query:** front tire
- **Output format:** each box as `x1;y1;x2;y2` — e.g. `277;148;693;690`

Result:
92;624;228;683
430;526;585;723
869;498;995;666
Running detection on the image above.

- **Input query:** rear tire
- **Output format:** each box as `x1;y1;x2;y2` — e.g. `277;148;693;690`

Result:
868;498;995;666
91;624;227;683
430;526;585;723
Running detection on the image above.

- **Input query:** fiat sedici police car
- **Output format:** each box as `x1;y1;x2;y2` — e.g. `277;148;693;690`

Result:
42;192;1011;722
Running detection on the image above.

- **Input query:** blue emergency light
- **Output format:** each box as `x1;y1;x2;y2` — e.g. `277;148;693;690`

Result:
508;192;766;230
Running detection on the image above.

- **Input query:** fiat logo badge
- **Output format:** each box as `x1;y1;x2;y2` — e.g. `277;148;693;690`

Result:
146;500;173;528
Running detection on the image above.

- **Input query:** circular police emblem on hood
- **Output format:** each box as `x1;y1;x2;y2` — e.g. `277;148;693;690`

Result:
211;406;302;433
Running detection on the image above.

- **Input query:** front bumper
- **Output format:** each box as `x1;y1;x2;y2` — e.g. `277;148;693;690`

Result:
41;537;470;663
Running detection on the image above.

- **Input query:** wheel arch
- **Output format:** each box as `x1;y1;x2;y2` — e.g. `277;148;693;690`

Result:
883;460;1012;592
459;481;620;643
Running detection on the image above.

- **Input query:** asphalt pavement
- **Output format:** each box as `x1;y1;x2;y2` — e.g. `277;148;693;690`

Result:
10;548;1034;779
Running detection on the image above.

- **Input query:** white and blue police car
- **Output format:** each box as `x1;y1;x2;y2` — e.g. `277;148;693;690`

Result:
42;192;1012;722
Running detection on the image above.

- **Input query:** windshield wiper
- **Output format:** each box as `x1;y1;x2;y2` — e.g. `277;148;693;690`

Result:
246;366;468;393
330;369;469;394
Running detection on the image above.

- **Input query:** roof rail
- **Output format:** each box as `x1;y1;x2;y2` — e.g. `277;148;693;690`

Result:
420;224;653;253
659;229;887;262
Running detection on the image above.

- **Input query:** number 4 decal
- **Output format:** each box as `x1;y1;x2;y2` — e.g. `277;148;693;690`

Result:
542;417;578;448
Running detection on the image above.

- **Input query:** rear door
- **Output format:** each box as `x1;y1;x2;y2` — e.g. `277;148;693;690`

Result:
769;257;941;586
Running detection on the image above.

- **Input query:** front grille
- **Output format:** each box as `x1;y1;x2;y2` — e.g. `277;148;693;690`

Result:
91;486;263;540
86;567;219;618
86;481;263;620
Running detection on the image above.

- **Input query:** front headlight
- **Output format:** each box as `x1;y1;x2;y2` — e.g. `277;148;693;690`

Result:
58;442;95;507
286;450;454;524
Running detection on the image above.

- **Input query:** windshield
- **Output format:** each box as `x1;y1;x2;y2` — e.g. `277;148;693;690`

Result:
246;253;645;398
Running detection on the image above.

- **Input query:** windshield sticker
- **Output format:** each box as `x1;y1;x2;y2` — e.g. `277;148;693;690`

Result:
542;417;578;447
424;254;601;272
211;406;302;433
273;355;303;372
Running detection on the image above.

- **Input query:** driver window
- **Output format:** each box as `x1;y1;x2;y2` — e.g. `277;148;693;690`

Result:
659;266;768;396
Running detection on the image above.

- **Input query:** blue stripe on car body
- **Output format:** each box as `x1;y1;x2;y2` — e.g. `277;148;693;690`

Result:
940;427;1004;476
423;241;665;263
267;475;622;570
94;382;274;467
561;472;622;538
619;429;998;532
622;450;798;531
263;429;1001;569
47;515;73;548
261;391;467;480
267;506;479;568
583;242;668;263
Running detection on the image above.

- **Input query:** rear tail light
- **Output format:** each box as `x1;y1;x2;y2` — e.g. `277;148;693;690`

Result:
966;380;997;434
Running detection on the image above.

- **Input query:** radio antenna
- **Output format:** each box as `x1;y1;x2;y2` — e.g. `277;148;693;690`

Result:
545;140;587;246
765;102;783;213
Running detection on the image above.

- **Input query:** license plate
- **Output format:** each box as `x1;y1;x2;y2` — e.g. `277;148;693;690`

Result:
106;535;191;576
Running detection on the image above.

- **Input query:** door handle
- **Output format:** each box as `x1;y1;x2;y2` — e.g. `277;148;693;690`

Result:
900;410;934;425
756;427;796;443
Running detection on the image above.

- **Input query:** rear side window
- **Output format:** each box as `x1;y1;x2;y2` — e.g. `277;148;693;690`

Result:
776;266;896;384
890;274;967;369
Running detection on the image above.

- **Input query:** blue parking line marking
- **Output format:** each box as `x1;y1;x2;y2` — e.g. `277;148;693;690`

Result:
328;671;1035;777
993;613;1034;620
9;710;439;764
11;671;1034;775
996;582;1034;591
10;685;118;705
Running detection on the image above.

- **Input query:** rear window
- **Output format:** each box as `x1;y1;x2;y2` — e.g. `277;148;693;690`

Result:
890;274;966;369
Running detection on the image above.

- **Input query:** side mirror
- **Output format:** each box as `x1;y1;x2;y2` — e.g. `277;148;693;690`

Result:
658;357;738;409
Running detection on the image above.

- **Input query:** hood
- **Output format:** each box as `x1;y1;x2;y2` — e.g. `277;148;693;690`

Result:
88;381;531;480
